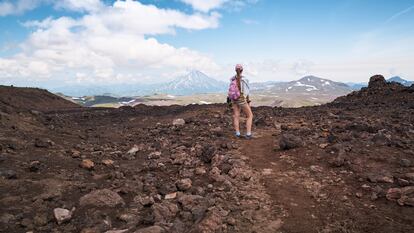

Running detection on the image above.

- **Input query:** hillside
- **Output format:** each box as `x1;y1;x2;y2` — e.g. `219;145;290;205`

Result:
0;75;413;232
0;85;80;112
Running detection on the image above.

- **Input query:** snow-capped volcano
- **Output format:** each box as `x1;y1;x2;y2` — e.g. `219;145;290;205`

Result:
252;75;352;95
155;70;226;95
387;76;413;86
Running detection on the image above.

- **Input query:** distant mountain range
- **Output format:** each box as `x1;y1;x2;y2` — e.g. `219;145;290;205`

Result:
51;71;412;98
154;70;226;95
388;76;413;86
255;76;351;94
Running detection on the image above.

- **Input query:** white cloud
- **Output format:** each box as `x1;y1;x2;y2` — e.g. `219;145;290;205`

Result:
180;0;259;12
0;0;42;16
180;0;229;12
53;0;104;13
0;0;105;16
1;0;221;84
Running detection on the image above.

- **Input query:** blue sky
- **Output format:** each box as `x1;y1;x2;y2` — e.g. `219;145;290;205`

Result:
0;0;413;88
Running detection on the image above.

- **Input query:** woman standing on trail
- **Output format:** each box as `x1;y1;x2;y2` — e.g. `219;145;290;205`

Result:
228;64;254;139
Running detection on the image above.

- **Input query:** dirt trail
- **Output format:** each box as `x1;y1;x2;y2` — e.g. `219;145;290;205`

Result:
241;129;324;232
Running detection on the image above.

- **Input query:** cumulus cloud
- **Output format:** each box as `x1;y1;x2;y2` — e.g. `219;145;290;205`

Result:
53;0;104;13
1;0;221;84
180;0;229;12
0;0;42;16
180;0;259;12
0;0;104;16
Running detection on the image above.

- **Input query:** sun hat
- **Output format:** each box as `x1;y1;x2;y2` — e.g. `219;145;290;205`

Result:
235;64;243;71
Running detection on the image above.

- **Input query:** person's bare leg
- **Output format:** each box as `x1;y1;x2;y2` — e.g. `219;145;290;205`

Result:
242;104;253;135
232;104;241;135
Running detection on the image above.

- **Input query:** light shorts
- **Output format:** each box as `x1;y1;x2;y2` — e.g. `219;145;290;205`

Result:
232;96;247;106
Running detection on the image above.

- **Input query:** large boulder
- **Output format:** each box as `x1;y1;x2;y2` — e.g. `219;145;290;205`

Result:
79;189;125;207
368;75;387;89
279;134;303;150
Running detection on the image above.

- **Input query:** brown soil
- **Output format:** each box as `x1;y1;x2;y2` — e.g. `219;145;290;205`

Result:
1;77;414;233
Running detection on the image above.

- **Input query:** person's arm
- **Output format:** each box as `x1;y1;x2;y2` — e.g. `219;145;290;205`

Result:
244;79;251;104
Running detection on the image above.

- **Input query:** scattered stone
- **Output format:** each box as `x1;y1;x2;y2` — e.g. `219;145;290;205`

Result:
127;145;140;155
367;174;394;183
329;156;345;167
139;196;155;207
262;168;273;175
172;152;188;165
176;178;192;191
34;138;54;148
148;151;161;160
20;218;33;228
157;183;177;196
134;226;165;233
279;134;303;150
400;159;412;167
79;189;125;207
165;192;177;200
118;213;135;223
152;202;179;223
319;143;329;149
405;173;414;183
80;159;94;170
259;219;283;232
398;178;410;187
53;208;72;224
106;230;129;233
172;118;185;126
71;150;81;158
310;165;323;173
195;167;206;175
102;159;114;166
0;213;16;224
29;161;41;172
386;186;414;206
191;209;222;232
0;169;17;179
200;145;216;163
33;213;48;226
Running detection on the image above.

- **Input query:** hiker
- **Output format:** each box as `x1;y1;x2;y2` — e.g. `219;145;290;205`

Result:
228;64;253;139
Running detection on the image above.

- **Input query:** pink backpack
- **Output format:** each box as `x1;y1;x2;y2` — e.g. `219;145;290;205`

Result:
228;77;240;100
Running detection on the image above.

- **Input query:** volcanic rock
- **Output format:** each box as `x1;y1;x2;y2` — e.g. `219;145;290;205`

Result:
53;208;72;224
0;169;17;179
80;159;94;170
176;178;192;191
368;75;387;89
79;189;125;207
279;134;303;150
134;226;165;233
172;118;185;126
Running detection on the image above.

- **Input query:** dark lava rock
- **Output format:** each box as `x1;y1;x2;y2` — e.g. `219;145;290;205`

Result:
254;116;267;127
29;161;42;172
368;75;387;89
400;159;412;168
0;169;17;179
134;226;165;233
34;138;54;148
200;145;216;163
279;134;303;150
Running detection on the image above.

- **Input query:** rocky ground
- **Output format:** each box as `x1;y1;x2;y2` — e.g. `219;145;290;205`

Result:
0;75;413;233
